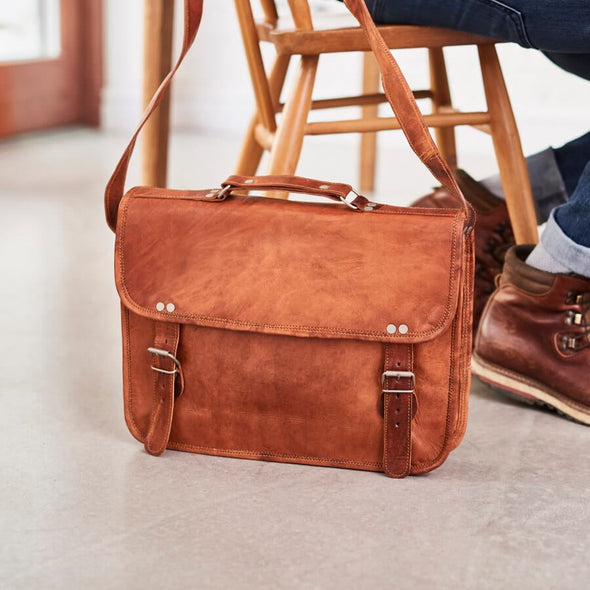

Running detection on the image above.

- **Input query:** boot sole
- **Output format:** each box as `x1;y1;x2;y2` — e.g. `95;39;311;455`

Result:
471;353;590;426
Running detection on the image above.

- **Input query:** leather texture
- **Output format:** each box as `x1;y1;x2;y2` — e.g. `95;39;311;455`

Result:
107;0;475;477
117;189;465;342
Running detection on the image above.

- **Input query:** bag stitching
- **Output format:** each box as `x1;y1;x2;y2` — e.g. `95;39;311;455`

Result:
129;189;461;218
123;309;457;472
123;311;460;472
124;307;145;439
123;311;382;467
166;441;382;468
403;345;413;475
395;345;413;476
383;344;390;472
413;293;459;470
454;234;473;438
117;196;462;339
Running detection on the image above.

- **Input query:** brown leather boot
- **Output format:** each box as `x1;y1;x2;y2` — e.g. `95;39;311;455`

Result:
413;170;515;334
472;245;590;424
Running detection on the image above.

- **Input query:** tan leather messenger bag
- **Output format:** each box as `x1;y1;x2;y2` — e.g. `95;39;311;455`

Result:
105;0;475;478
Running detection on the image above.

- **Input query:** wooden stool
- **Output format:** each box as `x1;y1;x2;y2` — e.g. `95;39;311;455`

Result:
142;0;538;244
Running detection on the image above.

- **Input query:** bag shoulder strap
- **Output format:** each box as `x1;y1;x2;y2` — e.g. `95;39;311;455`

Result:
104;0;203;231
105;0;474;232
345;0;471;221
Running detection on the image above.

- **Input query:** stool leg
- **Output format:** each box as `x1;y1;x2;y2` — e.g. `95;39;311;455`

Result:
142;0;174;187
267;55;319;198
478;45;538;244
235;55;291;176
360;52;380;194
428;47;458;171
235;116;265;177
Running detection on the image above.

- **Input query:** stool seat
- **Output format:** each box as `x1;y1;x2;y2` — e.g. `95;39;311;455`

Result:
258;24;499;55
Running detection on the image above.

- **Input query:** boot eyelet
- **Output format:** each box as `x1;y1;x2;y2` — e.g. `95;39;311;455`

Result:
559;334;570;351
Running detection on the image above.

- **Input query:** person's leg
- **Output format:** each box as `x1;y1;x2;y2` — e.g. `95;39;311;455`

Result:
553;132;590;197
529;161;590;275
480;148;567;224
481;132;590;223
366;1;590;82
542;52;590;82
367;0;590;54
554;162;590;251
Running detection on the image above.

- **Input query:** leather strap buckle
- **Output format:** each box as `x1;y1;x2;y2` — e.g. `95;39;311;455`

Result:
148;347;181;376
340;189;363;210
381;370;415;394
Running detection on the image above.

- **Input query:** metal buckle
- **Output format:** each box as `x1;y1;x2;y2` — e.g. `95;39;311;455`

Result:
340;190;362;210
217;185;232;199
381;371;415;394
148;347;181;375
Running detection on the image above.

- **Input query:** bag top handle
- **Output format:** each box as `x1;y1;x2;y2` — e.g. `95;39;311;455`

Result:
104;0;474;232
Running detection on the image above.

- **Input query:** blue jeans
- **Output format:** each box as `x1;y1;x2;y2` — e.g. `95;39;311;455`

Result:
367;0;590;79
362;0;590;275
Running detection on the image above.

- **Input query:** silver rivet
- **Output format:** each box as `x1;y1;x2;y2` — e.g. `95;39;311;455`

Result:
166;303;176;313
386;324;397;334
365;205;374;211
205;191;217;198
319;184;330;189
244;179;254;184
156;302;165;312
399;324;409;334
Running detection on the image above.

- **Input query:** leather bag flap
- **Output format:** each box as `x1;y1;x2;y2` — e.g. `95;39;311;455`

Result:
115;188;467;343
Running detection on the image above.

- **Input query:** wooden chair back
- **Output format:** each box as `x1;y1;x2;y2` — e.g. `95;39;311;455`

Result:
233;0;539;243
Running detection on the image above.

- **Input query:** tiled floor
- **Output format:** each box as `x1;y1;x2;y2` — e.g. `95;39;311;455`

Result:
1;129;589;589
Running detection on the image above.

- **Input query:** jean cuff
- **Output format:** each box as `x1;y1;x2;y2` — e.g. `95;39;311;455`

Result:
480;148;568;223
541;211;590;278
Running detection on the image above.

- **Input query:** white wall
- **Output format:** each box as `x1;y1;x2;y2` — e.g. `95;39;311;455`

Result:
102;0;590;155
